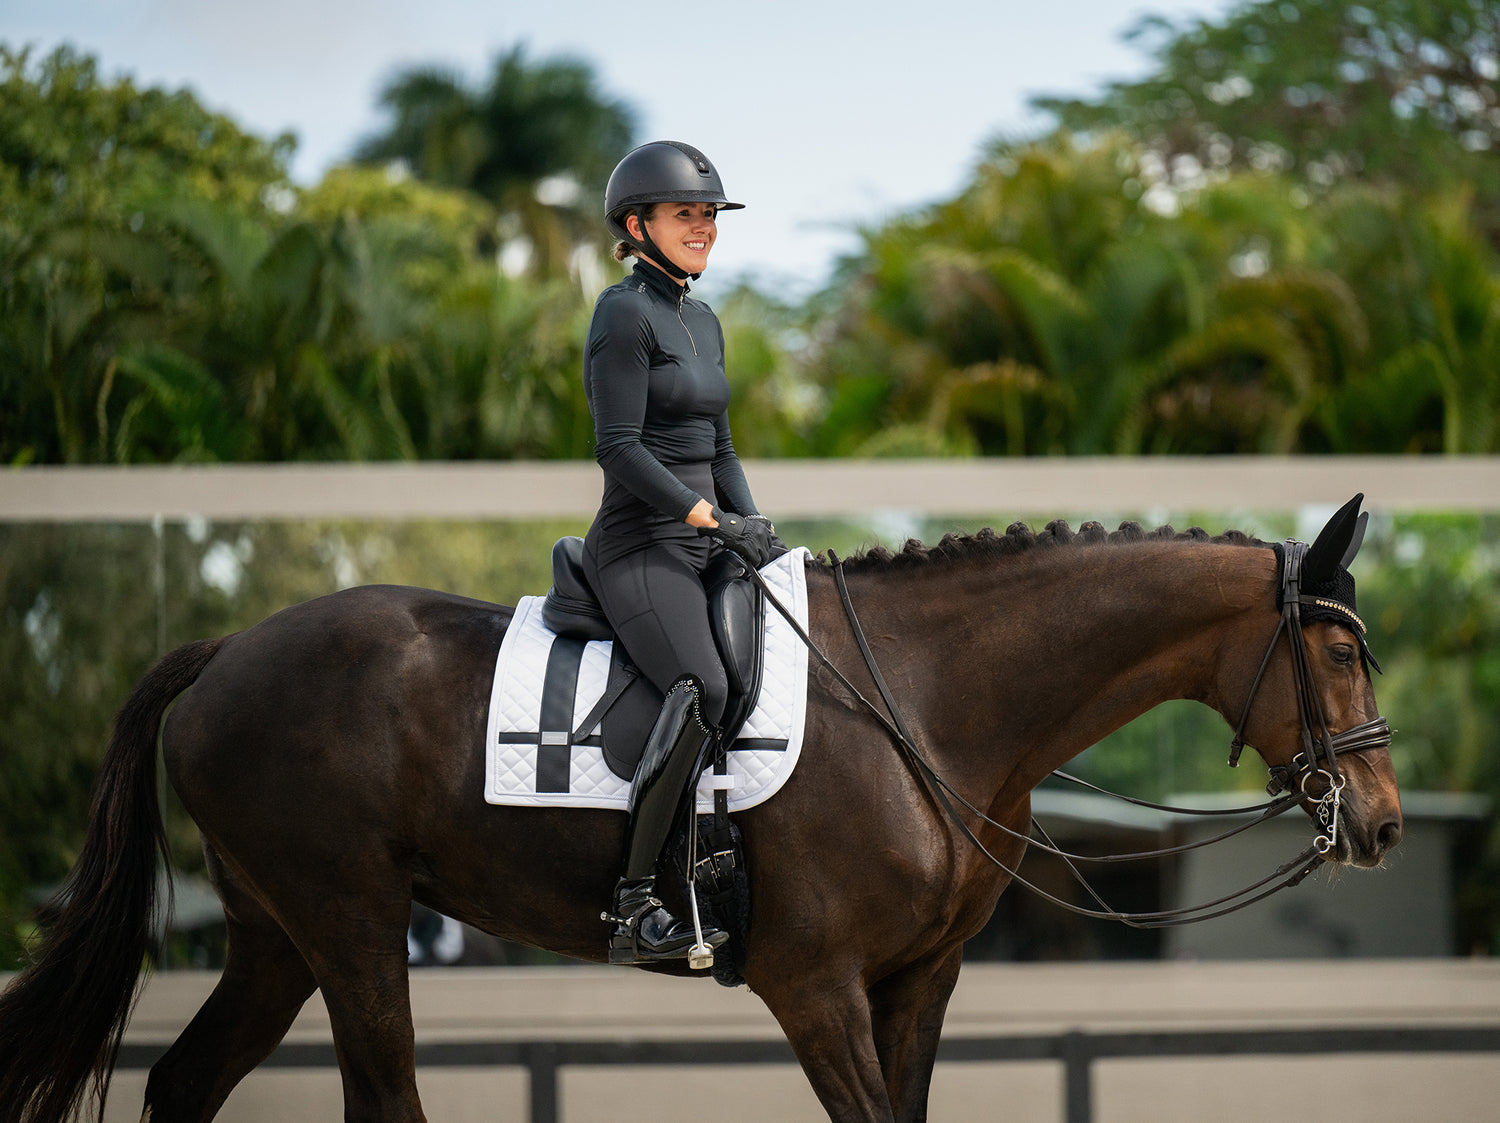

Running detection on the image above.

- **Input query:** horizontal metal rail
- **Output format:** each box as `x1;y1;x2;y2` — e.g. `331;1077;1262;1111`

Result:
115;1024;1500;1123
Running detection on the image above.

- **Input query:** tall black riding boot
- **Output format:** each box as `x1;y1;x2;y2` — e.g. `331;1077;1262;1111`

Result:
604;678;729;965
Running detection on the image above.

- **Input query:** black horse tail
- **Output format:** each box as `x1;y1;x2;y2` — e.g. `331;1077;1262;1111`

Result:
0;636;224;1123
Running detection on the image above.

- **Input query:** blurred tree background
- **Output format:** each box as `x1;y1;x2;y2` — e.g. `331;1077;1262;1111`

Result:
3;0;1499;965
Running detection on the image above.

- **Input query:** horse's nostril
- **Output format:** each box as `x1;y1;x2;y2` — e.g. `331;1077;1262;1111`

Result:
1376;818;1403;854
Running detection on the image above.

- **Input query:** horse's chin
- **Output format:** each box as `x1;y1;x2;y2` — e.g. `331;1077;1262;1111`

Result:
1347;847;1387;870
1327;834;1385;870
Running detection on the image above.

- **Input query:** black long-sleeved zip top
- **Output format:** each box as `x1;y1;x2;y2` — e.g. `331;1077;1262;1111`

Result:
583;261;758;562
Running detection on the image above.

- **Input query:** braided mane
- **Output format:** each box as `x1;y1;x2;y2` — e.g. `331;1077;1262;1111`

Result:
821;520;1269;574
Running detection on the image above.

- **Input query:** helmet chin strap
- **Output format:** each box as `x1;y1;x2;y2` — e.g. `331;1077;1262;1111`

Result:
629;209;698;282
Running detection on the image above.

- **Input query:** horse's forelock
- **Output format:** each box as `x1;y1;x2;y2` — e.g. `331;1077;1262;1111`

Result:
822;521;1269;573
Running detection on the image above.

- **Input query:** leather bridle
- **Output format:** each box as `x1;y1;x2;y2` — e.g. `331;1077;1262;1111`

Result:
1226;540;1392;855
736;538;1393;928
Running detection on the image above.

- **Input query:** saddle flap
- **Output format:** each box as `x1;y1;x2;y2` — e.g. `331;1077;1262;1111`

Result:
704;551;766;743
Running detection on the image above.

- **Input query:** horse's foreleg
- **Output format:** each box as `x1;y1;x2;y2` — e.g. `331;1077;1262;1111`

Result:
868;947;965;1122
144;853;317;1122
757;974;895;1122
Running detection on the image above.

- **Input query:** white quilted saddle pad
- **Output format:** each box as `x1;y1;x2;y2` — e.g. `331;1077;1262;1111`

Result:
484;547;811;812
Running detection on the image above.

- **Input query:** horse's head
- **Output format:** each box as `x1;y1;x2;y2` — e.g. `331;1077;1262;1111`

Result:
1227;494;1402;868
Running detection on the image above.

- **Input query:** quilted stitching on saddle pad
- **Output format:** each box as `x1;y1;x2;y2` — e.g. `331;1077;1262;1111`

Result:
483;547;811;811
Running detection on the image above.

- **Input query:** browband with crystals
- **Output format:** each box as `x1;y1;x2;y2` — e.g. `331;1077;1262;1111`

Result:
1300;596;1367;635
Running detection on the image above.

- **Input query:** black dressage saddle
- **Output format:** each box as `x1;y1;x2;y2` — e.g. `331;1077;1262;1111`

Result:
539;536;767;756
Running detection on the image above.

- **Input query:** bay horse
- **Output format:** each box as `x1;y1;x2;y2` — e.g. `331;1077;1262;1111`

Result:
0;496;1402;1123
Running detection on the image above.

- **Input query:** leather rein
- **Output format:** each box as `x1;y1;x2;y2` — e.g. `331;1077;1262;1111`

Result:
739;542;1392;929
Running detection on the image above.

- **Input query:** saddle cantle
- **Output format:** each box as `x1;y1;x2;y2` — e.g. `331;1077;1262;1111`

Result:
541;537;611;641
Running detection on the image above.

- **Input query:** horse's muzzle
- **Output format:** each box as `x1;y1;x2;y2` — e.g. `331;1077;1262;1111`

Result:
1326;804;1402;868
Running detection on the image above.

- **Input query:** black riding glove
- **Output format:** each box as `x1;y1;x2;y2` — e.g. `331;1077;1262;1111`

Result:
697;508;782;568
752;515;791;561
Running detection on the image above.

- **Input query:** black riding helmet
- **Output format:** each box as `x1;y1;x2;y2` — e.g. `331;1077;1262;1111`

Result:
605;140;743;280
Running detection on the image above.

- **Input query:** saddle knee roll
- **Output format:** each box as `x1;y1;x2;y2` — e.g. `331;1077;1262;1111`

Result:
704;552;766;741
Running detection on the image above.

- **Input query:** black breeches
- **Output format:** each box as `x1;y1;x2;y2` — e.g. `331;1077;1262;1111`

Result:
582;536;730;728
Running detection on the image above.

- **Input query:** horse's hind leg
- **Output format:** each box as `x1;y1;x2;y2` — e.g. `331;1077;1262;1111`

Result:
298;915;423;1122
165;844;425;1121
144;850;317;1122
264;857;426;1121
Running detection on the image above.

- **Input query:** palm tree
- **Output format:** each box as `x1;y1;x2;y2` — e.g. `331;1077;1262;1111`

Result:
802;132;1413;458
1317;186;1499;454
355;46;635;277
806;134;1201;457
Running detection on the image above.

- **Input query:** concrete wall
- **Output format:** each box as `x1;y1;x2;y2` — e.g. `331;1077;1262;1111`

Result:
1168;814;1458;959
87;959;1500;1122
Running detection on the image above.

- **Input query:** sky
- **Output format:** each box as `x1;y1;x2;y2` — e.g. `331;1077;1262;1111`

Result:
9;0;1237;299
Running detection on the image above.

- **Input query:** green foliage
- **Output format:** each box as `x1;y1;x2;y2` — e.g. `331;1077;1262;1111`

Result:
0;523;182;968
711;284;816;457
1358;513;1500;949
0;44;293;465
0;43;636;467
1034;0;1500;235
7;19;1496;467
797;0;1500;459
0;44;292;221
801;130;1500;457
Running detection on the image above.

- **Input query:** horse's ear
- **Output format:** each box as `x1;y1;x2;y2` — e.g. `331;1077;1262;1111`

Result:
1341;512;1369;569
1304;493;1365;583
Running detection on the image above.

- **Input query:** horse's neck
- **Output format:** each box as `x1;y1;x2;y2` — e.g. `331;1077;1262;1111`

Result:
857;542;1277;794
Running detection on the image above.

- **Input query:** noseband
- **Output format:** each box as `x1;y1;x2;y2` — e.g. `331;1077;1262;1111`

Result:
1226;540;1392;854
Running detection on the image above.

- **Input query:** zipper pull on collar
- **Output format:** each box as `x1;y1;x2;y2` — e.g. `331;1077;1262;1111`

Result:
676;288;697;355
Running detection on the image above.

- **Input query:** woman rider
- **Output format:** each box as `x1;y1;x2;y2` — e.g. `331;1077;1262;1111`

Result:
584;140;783;964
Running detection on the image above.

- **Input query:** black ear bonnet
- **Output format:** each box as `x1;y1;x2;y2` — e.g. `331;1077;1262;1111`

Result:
1272;493;1380;673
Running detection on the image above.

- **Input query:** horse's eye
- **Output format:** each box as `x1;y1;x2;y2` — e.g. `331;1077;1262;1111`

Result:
1329;644;1356;666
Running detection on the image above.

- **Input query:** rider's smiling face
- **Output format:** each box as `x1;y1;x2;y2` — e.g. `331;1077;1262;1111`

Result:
629;201;718;279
